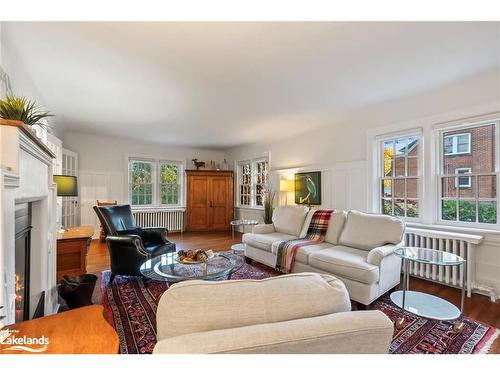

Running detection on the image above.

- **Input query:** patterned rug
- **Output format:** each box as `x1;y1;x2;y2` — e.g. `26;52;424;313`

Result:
100;261;498;354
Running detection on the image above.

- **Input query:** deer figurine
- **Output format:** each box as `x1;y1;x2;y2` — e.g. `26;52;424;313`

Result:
192;158;205;170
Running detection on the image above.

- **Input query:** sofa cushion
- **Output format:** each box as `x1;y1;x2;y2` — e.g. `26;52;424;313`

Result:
272;206;309;236
292;242;333;264
338;210;404;251
156;273;351;340
324;210;347;245
243;232;297;252
308;246;379;284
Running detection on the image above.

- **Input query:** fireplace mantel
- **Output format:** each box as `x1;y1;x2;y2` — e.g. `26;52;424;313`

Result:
0;124;58;325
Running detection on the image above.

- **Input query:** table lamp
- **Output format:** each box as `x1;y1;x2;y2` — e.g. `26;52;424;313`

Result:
280;178;294;205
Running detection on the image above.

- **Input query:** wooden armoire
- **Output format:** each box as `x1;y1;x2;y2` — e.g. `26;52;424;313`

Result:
186;170;234;231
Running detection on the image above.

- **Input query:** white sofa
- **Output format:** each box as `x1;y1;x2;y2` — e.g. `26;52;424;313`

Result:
243;207;405;305
153;272;393;354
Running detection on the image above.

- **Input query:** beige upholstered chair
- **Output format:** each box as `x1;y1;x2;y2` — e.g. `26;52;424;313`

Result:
153;273;394;354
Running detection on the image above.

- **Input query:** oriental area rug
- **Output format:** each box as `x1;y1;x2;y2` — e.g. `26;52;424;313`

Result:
100;262;498;354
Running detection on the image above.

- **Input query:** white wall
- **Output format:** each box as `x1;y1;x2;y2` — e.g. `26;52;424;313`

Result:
63;131;229;234
226;69;500;298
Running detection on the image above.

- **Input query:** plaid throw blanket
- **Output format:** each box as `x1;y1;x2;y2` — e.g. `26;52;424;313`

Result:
276;209;334;273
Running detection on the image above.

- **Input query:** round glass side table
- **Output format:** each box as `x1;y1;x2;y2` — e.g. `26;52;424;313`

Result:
391;247;466;333
230;219;259;254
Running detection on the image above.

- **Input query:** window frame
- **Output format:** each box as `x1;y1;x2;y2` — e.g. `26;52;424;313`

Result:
377;132;423;221
236;155;270;209
127;157;185;208
436;120;499;229
443;132;471;156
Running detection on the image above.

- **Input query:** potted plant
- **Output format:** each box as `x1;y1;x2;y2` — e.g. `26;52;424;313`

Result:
263;186;276;224
0;94;53;128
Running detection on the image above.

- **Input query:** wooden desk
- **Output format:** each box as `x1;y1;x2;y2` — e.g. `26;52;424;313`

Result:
56;226;94;282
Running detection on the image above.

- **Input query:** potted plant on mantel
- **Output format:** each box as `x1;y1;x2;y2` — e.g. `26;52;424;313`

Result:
0;94;53;128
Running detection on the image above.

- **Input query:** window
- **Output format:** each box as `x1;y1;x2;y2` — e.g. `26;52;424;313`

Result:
440;122;497;225
129;160;153;206
379;135;420;218
159;162;181;205
444;133;471;155
237;157;269;208
455;168;472;188
239;161;252;206
128;158;183;207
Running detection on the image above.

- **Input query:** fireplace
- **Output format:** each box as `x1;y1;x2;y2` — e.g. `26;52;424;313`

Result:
14;203;32;323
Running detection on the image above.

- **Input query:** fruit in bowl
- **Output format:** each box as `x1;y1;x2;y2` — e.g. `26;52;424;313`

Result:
177;249;214;263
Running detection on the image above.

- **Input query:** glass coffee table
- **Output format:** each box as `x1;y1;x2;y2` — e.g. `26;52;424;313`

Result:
391;247;466;333
140;251;245;283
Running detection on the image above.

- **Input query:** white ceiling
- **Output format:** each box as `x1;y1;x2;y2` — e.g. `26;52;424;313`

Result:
2;22;499;149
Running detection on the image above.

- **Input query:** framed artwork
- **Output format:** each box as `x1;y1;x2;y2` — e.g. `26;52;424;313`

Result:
294;171;321;205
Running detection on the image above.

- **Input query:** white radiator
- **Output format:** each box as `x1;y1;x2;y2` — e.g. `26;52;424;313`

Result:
404;227;485;298
132;208;185;232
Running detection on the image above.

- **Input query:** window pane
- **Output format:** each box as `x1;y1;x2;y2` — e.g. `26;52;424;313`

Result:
407;178;418;198
160;163;178;184
394;157;405;176
407;199;419;218
382;199;392;215
394;179;405;198
395;138;407;156
442;200;457;221
457;172;474;198
407;157;418;176
383;141;394;176
478;175;497;198
441;177;456;198
381;179;392;198
394;199;405;216
479;201;497;224
458;200;476;222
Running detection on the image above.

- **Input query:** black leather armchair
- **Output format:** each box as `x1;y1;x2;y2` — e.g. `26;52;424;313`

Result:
93;204;176;283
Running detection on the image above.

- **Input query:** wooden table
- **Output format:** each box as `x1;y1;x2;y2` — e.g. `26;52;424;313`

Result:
56;226;94;282
0;305;119;354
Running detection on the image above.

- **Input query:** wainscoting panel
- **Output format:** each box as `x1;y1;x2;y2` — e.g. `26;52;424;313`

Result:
79;170;124;238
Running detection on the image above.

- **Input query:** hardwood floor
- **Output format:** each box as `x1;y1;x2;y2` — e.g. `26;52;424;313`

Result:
87;230;500;353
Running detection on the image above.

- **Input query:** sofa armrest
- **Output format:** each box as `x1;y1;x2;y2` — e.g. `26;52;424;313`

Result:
153;310;393;354
252;224;275;234
366;242;403;266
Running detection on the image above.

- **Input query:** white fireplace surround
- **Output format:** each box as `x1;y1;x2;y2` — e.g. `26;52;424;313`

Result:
0;125;58;325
